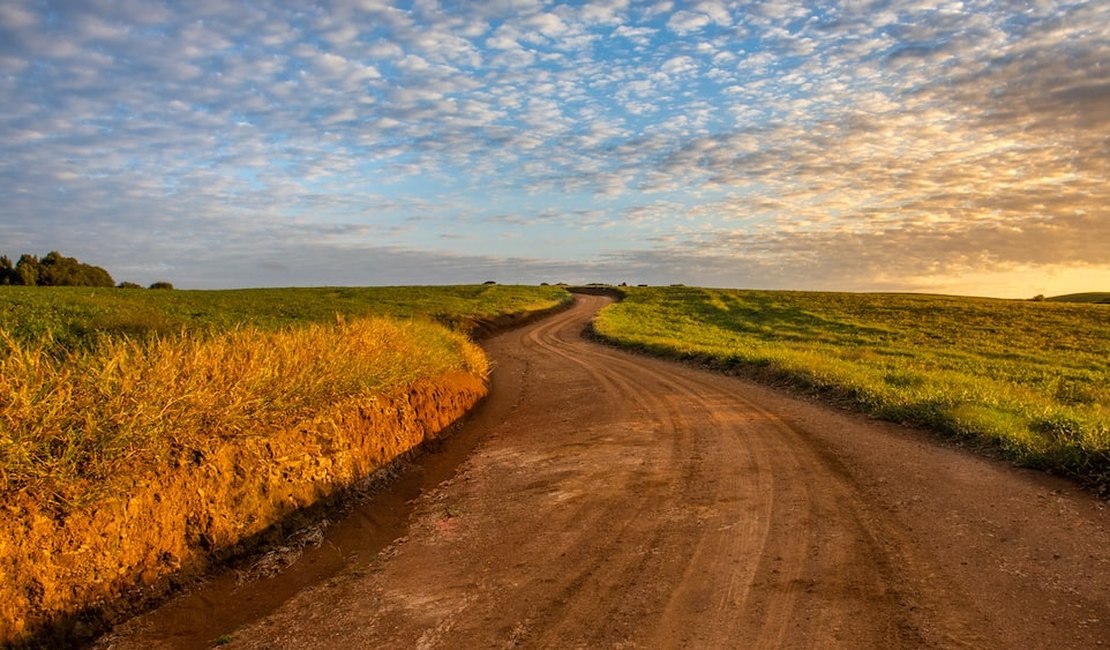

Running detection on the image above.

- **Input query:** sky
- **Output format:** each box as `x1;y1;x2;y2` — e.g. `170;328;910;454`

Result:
1;0;1108;297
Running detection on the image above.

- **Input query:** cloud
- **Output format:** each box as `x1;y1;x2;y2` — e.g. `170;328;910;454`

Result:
666;10;711;34
0;0;1105;296
0;3;36;29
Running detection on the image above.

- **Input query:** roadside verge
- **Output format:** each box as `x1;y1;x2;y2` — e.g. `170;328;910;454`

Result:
1;292;575;648
0;372;486;648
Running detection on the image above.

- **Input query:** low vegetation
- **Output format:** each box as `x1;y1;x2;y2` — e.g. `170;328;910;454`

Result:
0;284;570;352
0;284;570;506
594;287;1110;490
1049;292;1110;305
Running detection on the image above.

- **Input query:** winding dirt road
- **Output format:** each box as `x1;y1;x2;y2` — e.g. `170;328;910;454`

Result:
107;295;1110;648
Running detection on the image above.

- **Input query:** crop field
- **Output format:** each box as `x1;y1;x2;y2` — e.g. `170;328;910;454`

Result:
0;285;570;506
593;286;1110;489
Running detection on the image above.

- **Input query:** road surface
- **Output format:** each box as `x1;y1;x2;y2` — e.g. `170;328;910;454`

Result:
105;294;1110;648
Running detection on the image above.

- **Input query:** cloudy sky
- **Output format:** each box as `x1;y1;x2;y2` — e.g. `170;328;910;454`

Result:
1;0;1107;296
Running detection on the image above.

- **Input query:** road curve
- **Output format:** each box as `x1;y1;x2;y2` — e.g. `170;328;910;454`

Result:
113;295;1110;648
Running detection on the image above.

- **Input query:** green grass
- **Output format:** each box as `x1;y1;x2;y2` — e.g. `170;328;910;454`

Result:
0;284;571;351
0;285;569;507
1049;292;1110;305
594;286;1110;490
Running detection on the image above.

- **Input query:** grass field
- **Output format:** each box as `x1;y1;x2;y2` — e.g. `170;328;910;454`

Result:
0;285;570;506
0;284;571;351
1049;292;1110;305
593;287;1110;490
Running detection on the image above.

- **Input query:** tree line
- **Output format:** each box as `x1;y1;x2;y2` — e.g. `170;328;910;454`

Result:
0;251;172;289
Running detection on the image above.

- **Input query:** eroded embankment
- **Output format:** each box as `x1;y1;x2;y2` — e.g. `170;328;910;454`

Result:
0;371;486;647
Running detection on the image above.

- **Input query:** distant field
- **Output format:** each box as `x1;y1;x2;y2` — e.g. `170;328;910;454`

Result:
594;287;1110;490
0;285;570;505
1049;292;1110;305
0;284;571;350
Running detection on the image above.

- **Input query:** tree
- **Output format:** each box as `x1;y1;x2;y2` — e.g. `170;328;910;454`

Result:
37;251;114;287
117;281;143;289
1;251;117;287
148;281;174;290
0;256;15;285
15;254;39;286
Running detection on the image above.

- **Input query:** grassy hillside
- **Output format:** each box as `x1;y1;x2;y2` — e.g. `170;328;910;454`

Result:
594;287;1110;490
0;285;569;506
0;284;571;351
1048;292;1110;305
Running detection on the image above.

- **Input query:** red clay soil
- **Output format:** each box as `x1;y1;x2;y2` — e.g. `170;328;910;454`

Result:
105;295;1110;648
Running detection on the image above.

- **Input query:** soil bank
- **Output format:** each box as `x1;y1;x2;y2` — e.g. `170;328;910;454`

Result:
0;372;486;647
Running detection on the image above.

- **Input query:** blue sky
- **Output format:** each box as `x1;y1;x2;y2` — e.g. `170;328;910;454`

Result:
1;0;1107;296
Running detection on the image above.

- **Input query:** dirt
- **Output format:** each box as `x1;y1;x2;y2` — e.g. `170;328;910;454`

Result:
102;295;1110;648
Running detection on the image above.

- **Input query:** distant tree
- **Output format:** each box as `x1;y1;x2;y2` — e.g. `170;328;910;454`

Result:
81;264;115;287
38;251;114;287
2;251;117;287
117;281;143;289
0;255;15;285
149;281;174;290
1031;294;1046;302
482;280;497;285
15;254;40;286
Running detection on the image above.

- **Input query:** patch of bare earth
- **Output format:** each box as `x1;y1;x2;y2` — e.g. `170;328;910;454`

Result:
106;295;1110;648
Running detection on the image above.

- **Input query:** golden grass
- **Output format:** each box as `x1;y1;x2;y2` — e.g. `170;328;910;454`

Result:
0;317;487;507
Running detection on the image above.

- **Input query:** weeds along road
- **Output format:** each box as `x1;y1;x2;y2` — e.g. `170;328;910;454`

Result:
121;294;1110;648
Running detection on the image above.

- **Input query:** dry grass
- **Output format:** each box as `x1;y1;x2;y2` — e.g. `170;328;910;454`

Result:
0;318;487;507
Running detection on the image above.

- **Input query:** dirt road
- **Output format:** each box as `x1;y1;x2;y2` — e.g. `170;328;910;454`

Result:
107;295;1110;648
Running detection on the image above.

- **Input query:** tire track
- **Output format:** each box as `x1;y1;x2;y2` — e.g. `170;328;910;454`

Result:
585;346;889;647
494;298;906;646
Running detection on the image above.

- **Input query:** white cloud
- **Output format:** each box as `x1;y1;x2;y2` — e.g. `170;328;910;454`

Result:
579;0;630;26
642;1;673;20
0;3;36;29
486;24;522;50
522;12;570;36
660;54;698;75
691;0;731;25
667;10;711;34
613;24;655;46
0;0;1104;295
315;51;350;74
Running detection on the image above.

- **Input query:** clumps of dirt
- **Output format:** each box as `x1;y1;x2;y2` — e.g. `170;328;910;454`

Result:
236;521;328;584
0;372;486;647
